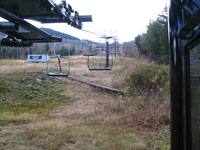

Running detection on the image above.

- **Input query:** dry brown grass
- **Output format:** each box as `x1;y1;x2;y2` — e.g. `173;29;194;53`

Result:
0;56;170;150
0;60;46;75
68;56;150;89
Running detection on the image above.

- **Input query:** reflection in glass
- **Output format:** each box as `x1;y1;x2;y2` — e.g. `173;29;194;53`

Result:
190;44;200;150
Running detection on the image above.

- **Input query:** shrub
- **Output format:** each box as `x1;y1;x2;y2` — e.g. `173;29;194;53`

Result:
0;80;8;93
127;65;169;94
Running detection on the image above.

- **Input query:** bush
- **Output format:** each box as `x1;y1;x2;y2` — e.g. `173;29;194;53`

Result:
127;65;169;94
0;80;8;93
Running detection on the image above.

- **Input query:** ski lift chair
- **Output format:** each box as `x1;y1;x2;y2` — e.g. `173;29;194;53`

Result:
87;41;114;71
46;55;70;77
87;51;113;71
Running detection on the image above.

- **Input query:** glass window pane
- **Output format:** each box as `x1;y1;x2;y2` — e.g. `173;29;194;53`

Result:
190;44;200;150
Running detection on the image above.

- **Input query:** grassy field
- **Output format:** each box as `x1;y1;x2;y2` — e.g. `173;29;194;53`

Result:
0;56;170;150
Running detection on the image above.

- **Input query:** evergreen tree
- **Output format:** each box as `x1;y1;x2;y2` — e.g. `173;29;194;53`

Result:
135;6;169;64
135;33;147;55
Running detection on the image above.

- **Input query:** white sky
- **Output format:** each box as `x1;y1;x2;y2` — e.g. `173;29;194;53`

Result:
1;0;168;43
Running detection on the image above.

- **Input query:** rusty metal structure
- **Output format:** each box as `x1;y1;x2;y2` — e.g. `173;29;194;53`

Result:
0;0;92;47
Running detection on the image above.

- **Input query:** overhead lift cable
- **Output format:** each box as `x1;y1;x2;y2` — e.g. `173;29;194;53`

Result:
80;29;104;36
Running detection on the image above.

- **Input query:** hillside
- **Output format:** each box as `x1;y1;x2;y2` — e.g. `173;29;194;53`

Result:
40;27;80;41
0;28;79;41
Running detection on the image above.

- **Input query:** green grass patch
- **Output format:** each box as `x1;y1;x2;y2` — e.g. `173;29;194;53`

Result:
99;126;169;150
0;72;70;102
0;102;55;116
0;102;60;126
0;80;9;93
83;73;96;78
83;125;170;150
22;123;76;150
0;119;30;126
93;127;147;150
0;72;73;126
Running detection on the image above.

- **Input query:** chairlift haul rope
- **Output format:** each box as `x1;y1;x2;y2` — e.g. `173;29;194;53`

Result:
80;29;104;36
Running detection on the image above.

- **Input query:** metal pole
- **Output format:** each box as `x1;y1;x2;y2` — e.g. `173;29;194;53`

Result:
20;47;21;59
114;39;117;58
69;45;70;56
83;40;85;53
58;58;62;73
0;45;1;59
76;42;77;56
105;41;109;67
53;43;56;56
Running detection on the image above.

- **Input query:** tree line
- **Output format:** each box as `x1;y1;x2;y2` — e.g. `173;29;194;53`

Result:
0;47;28;59
135;6;168;64
0;43;77;59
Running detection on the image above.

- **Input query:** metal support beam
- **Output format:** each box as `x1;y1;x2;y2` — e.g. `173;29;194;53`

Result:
0;22;18;32
178;8;200;39
0;8;61;42
80;15;93;22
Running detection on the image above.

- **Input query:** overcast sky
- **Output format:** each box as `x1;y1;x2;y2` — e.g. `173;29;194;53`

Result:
2;0;168;43
52;0;168;43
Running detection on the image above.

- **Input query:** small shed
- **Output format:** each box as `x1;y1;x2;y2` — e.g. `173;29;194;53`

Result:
27;54;49;63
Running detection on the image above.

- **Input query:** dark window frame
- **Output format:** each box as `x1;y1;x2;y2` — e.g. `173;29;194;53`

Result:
184;31;200;150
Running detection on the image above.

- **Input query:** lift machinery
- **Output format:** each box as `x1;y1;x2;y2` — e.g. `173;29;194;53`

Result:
0;0;92;47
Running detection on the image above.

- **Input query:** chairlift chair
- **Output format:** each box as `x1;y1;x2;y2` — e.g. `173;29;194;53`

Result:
46;55;70;77
87;52;113;70
87;40;114;71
